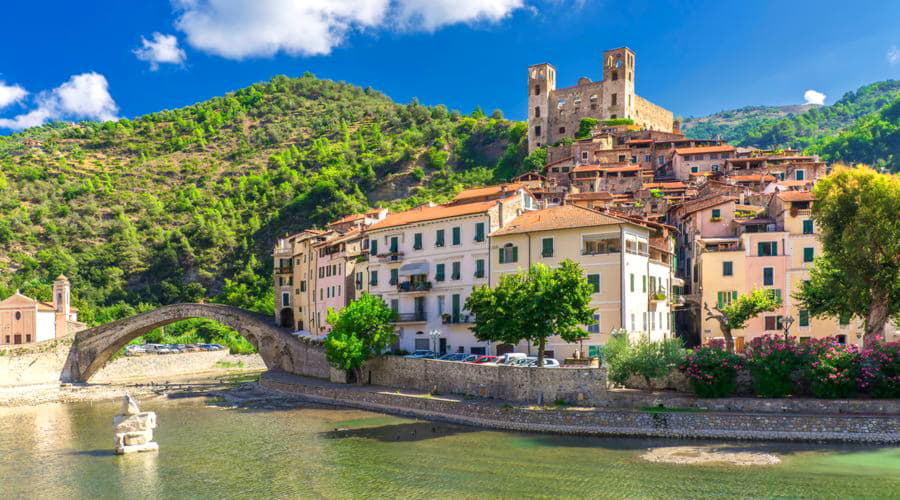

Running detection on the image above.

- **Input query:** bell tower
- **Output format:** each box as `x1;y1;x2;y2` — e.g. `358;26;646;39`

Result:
527;63;555;153
602;47;635;121
53;275;71;318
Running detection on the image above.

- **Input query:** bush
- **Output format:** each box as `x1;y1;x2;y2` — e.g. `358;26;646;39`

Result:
604;332;684;387
680;346;743;398
808;343;860;399
743;334;804;397
858;341;900;398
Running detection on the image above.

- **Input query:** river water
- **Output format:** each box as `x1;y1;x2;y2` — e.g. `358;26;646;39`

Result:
1;397;898;499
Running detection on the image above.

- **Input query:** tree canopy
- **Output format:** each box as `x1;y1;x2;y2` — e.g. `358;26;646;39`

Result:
704;289;779;353
324;293;398;383
797;166;900;344
465;260;595;366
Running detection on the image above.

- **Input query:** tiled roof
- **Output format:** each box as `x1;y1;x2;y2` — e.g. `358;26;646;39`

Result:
777;191;815;202
451;183;524;203
674;145;737;155
643;182;687;189
491;205;632;236
572;164;638;173
566;191;615;200
626;139;654;145
368;199;502;231
545;156;575;167
729;174;776;182
779;180;813;187
679;195;737;215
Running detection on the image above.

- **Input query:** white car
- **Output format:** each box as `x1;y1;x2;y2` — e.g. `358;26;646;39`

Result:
520;357;560;367
483;353;528;366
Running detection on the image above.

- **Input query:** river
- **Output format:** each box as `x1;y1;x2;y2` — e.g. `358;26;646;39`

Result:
1;396;898;498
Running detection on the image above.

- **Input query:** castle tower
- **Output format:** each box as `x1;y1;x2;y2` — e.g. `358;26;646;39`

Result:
602;47;635;121
53;275;70;318
527;63;555;153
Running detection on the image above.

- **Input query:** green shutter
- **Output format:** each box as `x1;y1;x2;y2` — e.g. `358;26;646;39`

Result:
511;246;518;262
717;292;724;309
731;290;738;301
476;259;484;277
389;237;398;253
587;274;599;293
642;275;647;292
542;238;553;256
475;223;485;241
775;289;782;304
799;310;809;327
758;242;764;256
804;247;814;262
773;242;778;255
436;263;445;281
498;247;505;264
436;230;444;246
452;227;460;245
414;233;422;249
371;240;378;256
803;220;813;234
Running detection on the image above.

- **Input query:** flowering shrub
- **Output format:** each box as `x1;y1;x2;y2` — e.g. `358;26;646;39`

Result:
808;343;860;399
858;341;900;398
743;334;804;397
680;346;743;398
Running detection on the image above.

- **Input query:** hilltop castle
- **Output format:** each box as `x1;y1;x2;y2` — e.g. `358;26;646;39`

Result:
527;47;674;152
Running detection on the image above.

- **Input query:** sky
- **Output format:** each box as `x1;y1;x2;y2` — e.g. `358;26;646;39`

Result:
1;0;899;132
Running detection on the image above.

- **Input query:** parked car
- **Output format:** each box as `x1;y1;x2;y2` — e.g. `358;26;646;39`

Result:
124;345;146;356
438;353;467;361
520;357;560;368
459;354;479;363
489;353;527;365
469;355;498;364
404;350;437;359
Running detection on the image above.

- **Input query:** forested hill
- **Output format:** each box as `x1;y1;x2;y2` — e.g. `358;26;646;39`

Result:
683;80;900;168
0;74;536;322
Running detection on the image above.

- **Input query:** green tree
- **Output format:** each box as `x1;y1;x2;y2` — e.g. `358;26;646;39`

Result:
796;166;900;344
575;118;599;139
704;289;779;353
466;260;594;367
324;293;397;384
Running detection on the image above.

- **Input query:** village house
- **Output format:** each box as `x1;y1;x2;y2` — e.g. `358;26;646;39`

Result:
0;275;84;346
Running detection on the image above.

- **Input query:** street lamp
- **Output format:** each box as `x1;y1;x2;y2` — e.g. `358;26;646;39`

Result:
429;329;442;354
782;315;795;342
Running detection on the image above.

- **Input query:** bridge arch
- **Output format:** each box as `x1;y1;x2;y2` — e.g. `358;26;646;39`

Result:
62;303;328;383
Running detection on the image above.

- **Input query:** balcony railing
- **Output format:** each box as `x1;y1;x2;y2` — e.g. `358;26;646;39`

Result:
275;266;293;274
398;281;432;293
377;252;404;263
394;312;427;323
442;314;473;324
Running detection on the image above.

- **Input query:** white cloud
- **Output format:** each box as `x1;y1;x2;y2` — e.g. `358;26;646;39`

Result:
0;72;118;131
0;81;27;110
134;33;187;70
803;89;826;106
172;0;527;59
888;45;900;65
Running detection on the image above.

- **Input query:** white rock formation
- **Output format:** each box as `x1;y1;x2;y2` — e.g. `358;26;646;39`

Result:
113;394;159;454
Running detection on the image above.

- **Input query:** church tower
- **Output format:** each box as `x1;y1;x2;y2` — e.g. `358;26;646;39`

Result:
602;47;636;121
527;63;556;153
53;275;71;318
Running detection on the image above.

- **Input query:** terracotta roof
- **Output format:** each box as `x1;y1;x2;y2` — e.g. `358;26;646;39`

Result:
626;139;654;145
679;195;737;216
674;145;736;155
566;191;614;201
368;199;502;231
572;165;605;173
545;156;575;167
644;182;687;189
572;164;639;173
779;180;813;187
602;166;641;173
512;171;546;181
777;191;815;202
729;174;776;183
327;212;366;226
491;205;633;236
451;183;524;203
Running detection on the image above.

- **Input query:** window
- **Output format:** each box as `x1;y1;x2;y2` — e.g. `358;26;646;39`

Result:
588;314;601;334
690;166;699;173
438;295;445;315
436;229;445;247
764;316;784;331
582;235;621;255
534;85;540;95
452;227;461;246
281;292;290;306
390;299;399;313
611;93;617;105
499;243;518;263
803;220;814;234
390;269;398;286
558;127;566;134
300;280;306;292
767;288;782;305
582;151;589;161
451;261;461;280
355;272;363;290
534;106;540;117
803;247;814;262
642;275;647;293
475;259;485;278
839;313;850;326
370;239;378;256
389;236;399;253
534;126;541;137
413;233;423;250
711;208;722;221
758;241;778;256
541;237;554;257
587;274;600;293
474;222;485;242
435;263;446;281
369;270;378;286
763;267;774;286
723;261;733;276
799;309;810;327
630;273;634;292
795;169;805;181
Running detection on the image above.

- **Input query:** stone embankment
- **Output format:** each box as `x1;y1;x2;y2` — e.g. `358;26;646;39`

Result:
260;371;900;445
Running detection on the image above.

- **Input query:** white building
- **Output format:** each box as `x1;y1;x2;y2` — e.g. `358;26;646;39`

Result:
0;275;84;346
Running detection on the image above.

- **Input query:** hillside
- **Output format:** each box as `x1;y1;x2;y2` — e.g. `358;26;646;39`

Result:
683;80;900;167
0;74;535;323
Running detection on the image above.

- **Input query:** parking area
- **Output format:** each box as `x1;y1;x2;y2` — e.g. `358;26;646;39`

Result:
402;351;561;367
124;343;226;356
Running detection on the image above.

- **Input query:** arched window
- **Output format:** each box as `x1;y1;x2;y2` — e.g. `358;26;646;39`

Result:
15;311;21;320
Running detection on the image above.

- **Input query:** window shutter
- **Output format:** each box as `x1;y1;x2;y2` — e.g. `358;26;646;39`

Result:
717;292;724;309
452;227;461;245
757;242;764;256
731;290;738;301
773;242;778;255
498;248;505;264
774;289;782;304
371;240;378;256
511;246;518;262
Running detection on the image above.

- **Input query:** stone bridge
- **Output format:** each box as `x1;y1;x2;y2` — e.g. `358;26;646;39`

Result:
62;303;330;383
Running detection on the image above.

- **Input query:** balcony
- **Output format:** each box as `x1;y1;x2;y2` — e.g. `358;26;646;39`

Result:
442;313;474;325
394;312;427;323
649;292;667;303
398;281;432;293
377;252;404;263
275;266;293;274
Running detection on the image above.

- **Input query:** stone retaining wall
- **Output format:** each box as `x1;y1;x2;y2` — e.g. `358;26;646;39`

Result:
260;372;900;444
91;351;265;383
0;337;73;387
362;356;607;404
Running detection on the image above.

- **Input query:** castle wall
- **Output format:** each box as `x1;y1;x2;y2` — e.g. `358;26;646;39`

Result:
633;95;674;133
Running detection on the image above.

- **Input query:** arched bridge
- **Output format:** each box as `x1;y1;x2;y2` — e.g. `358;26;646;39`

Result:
62;303;329;383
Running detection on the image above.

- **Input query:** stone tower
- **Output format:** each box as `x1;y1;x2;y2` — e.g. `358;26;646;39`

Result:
602;47;635;121
527;63;555;153
53;274;70;318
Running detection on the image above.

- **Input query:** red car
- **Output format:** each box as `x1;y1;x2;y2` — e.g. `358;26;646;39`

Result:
469;355;498;364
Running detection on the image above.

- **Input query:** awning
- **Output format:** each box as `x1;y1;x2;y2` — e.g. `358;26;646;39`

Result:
398;262;429;276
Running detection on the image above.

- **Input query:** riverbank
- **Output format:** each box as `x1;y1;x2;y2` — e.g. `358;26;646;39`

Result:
259;371;900;445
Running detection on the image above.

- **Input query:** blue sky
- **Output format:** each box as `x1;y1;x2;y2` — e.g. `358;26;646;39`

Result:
1;0;898;132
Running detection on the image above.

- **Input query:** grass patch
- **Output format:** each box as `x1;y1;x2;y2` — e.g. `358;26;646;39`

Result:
214;360;245;369
217;372;261;386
